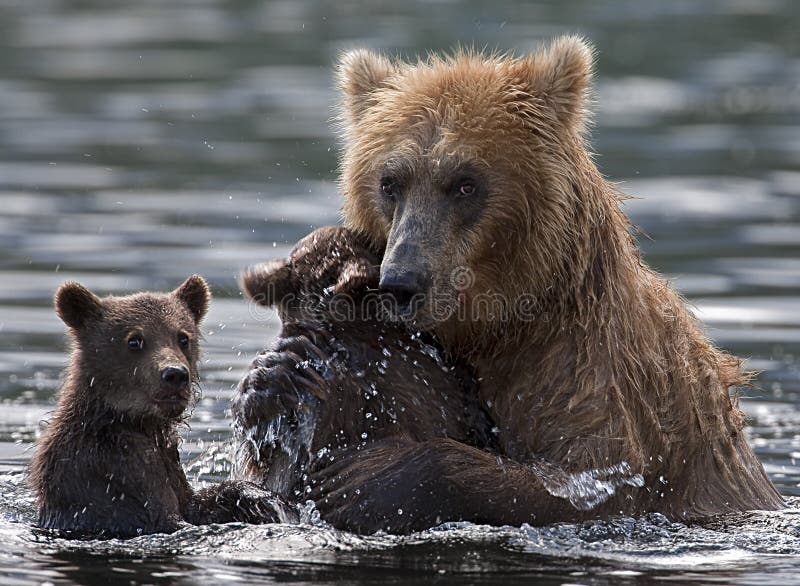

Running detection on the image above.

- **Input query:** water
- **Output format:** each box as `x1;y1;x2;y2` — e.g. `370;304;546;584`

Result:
1;0;800;583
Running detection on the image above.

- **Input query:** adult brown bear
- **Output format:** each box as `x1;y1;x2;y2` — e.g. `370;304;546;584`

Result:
238;36;783;532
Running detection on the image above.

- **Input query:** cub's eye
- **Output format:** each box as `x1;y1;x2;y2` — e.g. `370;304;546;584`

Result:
379;178;396;199
457;181;476;197
127;336;144;351
178;333;190;349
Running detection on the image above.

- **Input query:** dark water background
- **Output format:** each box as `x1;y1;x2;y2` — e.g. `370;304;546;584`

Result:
2;1;800;584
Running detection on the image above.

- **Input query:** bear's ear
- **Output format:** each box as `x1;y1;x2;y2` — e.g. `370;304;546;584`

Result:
514;35;594;131
55;282;103;331
337;49;395;121
240;260;296;307
172;275;211;324
333;256;380;296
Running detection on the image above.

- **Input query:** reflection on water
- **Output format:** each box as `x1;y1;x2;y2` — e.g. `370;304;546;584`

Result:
1;0;800;584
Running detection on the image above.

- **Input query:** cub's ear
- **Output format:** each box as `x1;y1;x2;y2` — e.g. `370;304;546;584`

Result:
55;282;103;330
337;49;395;121
515;35;595;131
240;260;295;307
173;275;211;324
333;257;380;296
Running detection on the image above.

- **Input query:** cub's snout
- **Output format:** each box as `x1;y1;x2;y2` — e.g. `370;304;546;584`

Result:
160;364;190;389
156;364;192;416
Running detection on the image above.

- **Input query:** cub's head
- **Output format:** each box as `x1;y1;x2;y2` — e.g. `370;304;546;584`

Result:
54;276;210;421
337;36;606;337
241;226;379;322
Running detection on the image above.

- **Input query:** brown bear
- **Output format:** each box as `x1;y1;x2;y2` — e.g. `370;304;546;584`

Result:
29;276;297;538
329;35;784;524
234;226;500;533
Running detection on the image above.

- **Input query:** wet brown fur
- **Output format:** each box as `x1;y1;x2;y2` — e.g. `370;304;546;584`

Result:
335;36;784;521
235;227;499;533
30;277;296;538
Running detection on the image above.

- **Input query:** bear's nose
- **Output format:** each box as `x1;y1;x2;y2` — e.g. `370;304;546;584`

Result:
379;269;427;312
161;365;189;388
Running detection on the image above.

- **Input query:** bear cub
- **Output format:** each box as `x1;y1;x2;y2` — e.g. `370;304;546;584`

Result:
30;276;297;538
235;227;496;533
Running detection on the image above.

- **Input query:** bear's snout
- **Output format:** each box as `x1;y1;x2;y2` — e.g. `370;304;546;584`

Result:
160;365;189;389
156;365;191;418
379;268;429;315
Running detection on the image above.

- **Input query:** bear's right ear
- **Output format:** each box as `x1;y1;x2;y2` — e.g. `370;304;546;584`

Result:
513;35;595;133
55;282;103;330
240;260;296;307
337;49;395;121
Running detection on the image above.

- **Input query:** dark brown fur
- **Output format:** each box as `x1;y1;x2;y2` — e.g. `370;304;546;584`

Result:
234;227;497;533
30;277;296;538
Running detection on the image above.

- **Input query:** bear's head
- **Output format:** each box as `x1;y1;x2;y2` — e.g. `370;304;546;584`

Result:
337;36;616;344
54;275;211;421
241;226;379;324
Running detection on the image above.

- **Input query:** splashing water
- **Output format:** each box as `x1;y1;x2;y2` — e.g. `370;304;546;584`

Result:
234;394;319;495
539;461;646;511
184;442;237;485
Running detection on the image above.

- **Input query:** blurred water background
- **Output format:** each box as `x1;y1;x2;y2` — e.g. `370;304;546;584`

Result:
1;1;800;584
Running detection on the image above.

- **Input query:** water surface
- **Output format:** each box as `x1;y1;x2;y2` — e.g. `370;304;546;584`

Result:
2;1;800;584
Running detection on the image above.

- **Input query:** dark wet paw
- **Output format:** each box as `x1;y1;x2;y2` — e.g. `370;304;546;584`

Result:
233;333;333;495
186;480;300;525
234;334;331;430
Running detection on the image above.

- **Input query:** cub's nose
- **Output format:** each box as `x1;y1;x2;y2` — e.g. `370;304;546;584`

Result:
379;269;427;311
161;365;189;388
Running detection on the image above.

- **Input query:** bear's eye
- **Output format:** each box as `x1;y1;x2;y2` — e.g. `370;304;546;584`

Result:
379;178;396;199
178;332;190;349
457;181;476;198
127;336;144;351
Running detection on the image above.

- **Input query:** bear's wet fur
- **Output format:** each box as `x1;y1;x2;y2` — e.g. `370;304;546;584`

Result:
235;226;500;533
334;35;783;523
29;276;297;538
237;36;782;534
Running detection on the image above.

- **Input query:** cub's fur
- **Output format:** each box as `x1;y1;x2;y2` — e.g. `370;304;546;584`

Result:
30;277;296;537
235;227;496;533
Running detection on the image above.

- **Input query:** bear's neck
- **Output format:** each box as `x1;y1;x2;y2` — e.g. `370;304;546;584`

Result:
465;196;674;375
462;186;753;470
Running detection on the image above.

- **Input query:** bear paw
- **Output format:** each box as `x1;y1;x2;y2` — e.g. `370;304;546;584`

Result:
185;480;300;525
233;332;331;495
236;329;335;420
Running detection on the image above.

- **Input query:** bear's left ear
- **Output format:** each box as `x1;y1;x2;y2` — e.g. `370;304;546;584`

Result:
172;275;211;324
514;35;595;131
337;49;396;121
